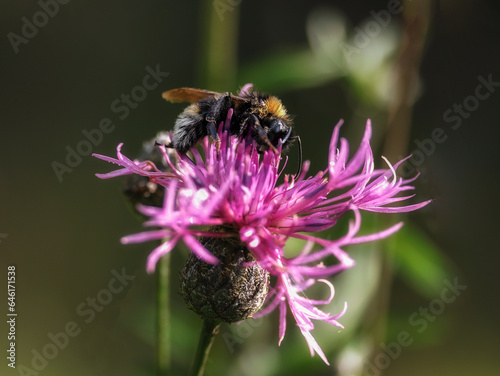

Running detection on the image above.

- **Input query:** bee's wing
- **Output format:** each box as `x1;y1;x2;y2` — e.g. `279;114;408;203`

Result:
230;95;250;106
162;88;219;103
162;87;250;105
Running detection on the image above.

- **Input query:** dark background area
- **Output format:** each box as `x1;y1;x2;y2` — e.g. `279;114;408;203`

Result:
1;0;499;375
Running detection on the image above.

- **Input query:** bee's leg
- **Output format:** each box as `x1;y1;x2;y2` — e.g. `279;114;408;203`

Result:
247;114;278;154
238;115;254;142
205;92;231;153
206;121;221;153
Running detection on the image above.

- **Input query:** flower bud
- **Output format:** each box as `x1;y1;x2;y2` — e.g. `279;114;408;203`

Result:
181;226;269;323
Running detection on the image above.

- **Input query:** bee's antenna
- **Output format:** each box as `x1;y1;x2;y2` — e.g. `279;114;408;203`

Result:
293;136;302;180
155;140;174;149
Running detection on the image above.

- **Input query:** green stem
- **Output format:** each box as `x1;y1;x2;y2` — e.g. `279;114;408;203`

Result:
190;319;220;376
157;252;171;375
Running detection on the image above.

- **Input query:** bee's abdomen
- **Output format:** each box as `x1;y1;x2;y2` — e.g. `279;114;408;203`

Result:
172;104;206;153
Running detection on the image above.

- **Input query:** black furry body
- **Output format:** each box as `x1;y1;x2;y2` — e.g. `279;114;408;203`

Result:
169;91;293;154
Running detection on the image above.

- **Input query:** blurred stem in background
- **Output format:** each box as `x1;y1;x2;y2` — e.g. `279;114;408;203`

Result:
369;0;433;370
157;251;171;375
383;0;433;161
198;0;240;90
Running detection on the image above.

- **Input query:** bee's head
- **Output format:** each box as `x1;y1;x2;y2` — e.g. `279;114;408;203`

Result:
266;118;293;149
264;117;302;179
251;93;301;177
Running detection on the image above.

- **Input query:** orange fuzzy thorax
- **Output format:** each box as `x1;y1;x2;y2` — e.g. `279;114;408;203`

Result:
265;96;288;118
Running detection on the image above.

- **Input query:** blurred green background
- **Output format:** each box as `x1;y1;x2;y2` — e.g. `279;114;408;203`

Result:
1;0;500;375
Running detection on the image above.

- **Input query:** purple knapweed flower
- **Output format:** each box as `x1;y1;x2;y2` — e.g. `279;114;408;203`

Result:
94;114;429;364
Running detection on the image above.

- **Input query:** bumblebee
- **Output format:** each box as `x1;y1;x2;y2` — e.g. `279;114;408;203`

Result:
162;86;302;176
